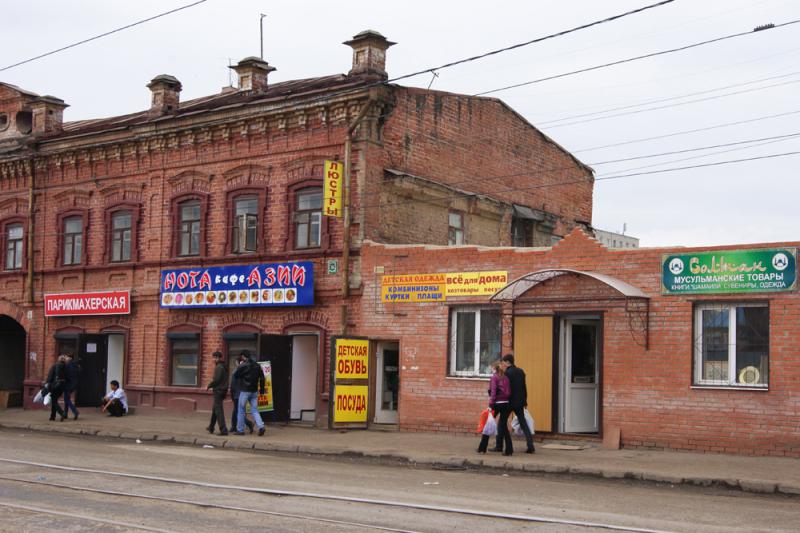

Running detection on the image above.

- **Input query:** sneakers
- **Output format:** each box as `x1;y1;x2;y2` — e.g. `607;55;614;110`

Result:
232;431;245;436
206;426;214;434
258;427;265;436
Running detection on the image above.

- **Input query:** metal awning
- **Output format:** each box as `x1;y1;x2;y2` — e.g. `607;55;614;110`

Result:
512;204;545;221
490;268;649;302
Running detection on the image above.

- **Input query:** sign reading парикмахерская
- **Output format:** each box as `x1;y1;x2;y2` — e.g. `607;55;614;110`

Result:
662;248;796;295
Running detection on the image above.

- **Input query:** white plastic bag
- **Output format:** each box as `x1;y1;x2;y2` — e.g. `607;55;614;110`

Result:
482;413;497;436
512;408;534;436
43;393;52;406
33;389;44;404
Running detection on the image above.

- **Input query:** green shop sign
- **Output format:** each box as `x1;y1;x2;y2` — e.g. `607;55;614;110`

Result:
662;248;796;294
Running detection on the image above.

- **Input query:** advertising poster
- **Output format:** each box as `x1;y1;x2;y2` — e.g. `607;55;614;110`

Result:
323;160;343;217
160;261;313;309
334;338;369;380
257;361;274;413
333;385;368;423
662;248;796;294
380;270;508;302
44;290;131;317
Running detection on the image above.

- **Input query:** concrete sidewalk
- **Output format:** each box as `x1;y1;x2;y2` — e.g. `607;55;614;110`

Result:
1;407;798;496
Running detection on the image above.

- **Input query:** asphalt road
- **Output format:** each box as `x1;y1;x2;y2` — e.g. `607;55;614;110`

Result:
0;429;797;532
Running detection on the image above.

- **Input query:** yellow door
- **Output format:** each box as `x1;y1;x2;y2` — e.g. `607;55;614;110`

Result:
513;316;553;432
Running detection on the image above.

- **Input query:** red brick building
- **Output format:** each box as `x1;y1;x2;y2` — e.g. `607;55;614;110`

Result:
0;30;593;425
358;230;799;456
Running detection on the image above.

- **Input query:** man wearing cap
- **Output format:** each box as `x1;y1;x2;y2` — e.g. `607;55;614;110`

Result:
206;351;229;435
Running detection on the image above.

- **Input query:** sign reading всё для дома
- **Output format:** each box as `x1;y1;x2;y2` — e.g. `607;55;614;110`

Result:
662;248;796;294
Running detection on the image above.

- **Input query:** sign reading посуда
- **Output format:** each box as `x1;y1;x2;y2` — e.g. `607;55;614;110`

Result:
662;248;796;294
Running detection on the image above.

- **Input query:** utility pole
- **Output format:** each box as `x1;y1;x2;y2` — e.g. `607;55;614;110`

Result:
260;14;267;59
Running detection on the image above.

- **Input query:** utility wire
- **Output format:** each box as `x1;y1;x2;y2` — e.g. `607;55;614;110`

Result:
574;109;800;152
0;0;210;72
537;70;800;125
474;19;800;96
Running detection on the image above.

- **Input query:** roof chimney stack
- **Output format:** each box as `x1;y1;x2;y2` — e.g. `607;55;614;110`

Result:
344;30;395;79
31;95;68;135
147;74;182;116
230;57;276;92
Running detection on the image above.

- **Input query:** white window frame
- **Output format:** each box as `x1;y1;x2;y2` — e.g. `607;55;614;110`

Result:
449;306;501;377
693;302;769;389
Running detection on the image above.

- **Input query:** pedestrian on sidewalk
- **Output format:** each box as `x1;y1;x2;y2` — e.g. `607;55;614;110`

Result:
232;351;265;436
478;360;511;454
44;355;67;421
63;354;80;420
501;353;535;455
101;380;128;417
206;351;229;435
230;353;254;434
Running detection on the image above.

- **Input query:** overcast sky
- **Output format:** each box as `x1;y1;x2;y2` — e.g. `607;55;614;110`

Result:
2;0;797;248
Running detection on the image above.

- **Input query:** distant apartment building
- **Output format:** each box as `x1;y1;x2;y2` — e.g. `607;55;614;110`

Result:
594;228;639;249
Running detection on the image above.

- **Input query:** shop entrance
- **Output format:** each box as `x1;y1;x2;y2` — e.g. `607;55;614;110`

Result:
0;315;25;408
374;342;399;424
73;333;125;407
560;318;600;433
260;335;292;422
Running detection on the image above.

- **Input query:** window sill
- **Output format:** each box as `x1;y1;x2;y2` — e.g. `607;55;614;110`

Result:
691;385;769;392
446;375;491;381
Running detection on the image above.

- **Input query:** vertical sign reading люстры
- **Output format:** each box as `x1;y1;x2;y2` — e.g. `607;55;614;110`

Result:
662;248;796;294
323;160;343;217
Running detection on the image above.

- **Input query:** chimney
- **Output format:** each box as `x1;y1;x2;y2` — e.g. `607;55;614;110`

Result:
343;30;395;79
147;74;182;116
230;57;276;92
31;95;68;135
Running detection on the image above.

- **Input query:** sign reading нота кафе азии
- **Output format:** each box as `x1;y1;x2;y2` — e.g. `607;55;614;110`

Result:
662;248;796;294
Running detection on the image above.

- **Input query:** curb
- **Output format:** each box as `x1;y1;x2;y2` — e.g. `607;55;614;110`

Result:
2;421;798;497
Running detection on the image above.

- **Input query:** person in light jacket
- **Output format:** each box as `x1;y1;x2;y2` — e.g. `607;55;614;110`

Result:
205;351;229;435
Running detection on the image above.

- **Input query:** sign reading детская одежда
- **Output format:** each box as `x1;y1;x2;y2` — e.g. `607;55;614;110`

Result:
380;271;508;302
662;248;796;294
44;290;130;317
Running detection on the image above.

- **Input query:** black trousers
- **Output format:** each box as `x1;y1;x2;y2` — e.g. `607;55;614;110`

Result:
209;391;228;433
107;399;125;417
496;403;514;453
49;389;65;419
230;394;253;432
511;405;534;452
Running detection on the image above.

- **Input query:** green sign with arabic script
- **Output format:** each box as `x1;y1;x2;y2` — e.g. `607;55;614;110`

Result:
662;248;796;294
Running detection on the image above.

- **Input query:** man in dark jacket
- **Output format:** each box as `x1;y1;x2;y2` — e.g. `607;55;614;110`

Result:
63;354;80;420
232;351;265;436
501;353;535;454
45;355;67;421
229;353;254;434
205;351;229;435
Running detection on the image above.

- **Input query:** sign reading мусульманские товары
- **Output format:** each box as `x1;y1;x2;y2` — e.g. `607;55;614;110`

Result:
662;248;796;294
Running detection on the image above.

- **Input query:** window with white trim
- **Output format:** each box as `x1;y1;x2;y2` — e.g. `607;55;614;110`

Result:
449;307;501;376
693;303;768;388
448;211;464;245
170;336;199;386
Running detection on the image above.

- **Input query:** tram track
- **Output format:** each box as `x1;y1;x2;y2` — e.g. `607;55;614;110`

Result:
0;457;673;532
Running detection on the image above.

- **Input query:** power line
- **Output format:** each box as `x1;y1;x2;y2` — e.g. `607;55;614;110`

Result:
537;70;800;126
0;0;210;72
474;18;800;97
574;109;800;152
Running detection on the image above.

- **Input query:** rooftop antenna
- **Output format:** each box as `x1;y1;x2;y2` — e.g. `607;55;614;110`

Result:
260;13;267;59
228;58;233;86
622;222;627;235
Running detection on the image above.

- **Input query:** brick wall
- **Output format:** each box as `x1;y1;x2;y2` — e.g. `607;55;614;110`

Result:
358;230;800;456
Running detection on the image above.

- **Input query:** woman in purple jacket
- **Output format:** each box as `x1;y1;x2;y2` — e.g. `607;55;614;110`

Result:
477;360;511;453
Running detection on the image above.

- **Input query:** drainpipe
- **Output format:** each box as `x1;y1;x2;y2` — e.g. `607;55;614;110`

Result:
340;92;376;335
27;157;36;305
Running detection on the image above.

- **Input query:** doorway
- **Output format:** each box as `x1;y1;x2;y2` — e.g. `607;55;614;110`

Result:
0;315;25;407
560;318;600;433
260;335;292;422
290;335;318;422
374;342;399;424
76;334;108;407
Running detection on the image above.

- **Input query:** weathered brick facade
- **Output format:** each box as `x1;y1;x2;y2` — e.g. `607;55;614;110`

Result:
0;30;593;426
359;230;800;456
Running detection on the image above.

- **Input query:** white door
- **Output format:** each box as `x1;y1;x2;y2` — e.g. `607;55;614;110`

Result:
374;342;399;424
290;335;318;422
107;334;125;387
562;319;599;433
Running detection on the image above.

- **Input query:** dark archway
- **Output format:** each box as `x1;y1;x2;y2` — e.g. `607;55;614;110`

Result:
0;314;26;407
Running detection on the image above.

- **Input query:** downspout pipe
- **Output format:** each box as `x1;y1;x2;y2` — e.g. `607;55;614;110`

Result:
27;157;35;305
340;90;377;334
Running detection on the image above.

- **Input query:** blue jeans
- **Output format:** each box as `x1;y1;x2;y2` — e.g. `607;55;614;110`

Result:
237;391;264;432
63;388;78;416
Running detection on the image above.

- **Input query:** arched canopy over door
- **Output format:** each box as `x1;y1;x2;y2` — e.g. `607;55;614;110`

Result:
491;268;649;302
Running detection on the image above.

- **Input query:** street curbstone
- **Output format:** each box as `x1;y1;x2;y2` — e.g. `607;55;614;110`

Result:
224;439;254;450
643;472;685;484
739;480;777;494
777;484;800;495
96;431;121;438
542;464;569;474
173;435;197;445
569;466;603;476
601;469;627;479
155;434;174;443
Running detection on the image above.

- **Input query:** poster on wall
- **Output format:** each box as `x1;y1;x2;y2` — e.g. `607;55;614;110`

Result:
662;248;796;294
380;271;508;302
160;262;314;308
330;336;370;427
44;290;131;317
332;385;369;423
334;338;369;380
257;361;274;413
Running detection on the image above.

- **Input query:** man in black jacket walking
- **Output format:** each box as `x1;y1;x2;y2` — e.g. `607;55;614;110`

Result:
45;355;67;421
206;351;229;435
232;351;265;436
229;353;254;434
501;353;535;454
